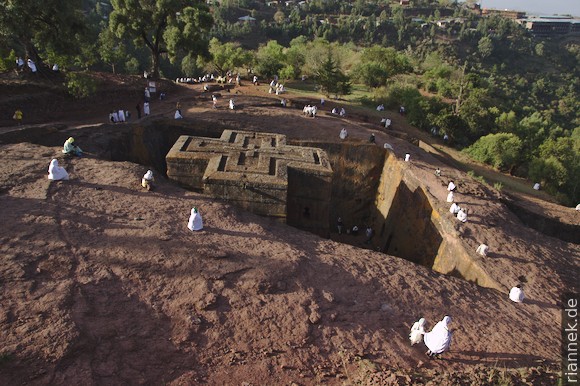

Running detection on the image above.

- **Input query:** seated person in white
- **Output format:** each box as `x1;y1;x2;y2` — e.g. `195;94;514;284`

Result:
576;204;580;211
509;284;525;303
376;104;384;111
339;108;346;117
449;202;460;214
331;108;338;114
187;207;203;231
47;159;69;181
339;128;348;140
141;170;154;190
424;315;452;358
446;191;454;203
174;109;183;119
62;137;82;156
456;208;468;222
533;182;540;190
409;317;426;345
476;243;489;256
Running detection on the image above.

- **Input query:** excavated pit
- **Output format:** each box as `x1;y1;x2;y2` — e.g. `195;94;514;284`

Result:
2;120;498;288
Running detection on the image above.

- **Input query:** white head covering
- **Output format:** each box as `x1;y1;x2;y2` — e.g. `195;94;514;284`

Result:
446;191;454;203
449;203;459;214
144;170;153;180
187;207;203;231
509;286;525;303
447;181;456;191
424;316;452;354
47;159;69;181
476;243;489;256
457;208;467;222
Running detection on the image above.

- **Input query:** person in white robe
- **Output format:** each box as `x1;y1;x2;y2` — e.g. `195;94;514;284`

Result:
446;191;454;203
449;203;460;214
409;318;426;345
476;243;489;257
576;204;580;211
229;99;235;110
509;284;525;303
112;111;119;123
405;153;411;162
174;109;183;119
339;128;348;140
424;315;452;357
383;143;393;150
118;109;126;122
144;87;151;101
62;137;82;156
47;159;69;181
533;182;540;190
27;59;37;73
331;108;338;114
376;104;384;111
457;208;467;222
447;181;456;192
143;102;150;116
339;108;346;117
141;170;154;190
187;207;203;231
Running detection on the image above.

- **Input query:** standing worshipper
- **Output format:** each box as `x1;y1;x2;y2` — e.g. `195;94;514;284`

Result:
447;191;454;203
409;318;426;345
118;109;126;122
187;207;204;231
16;57;24;71
212;95;218;109
27;58;37;73
13;109;23;125
229;99;235;110
62;137;82;157
143;102;150;116
424;315;452;358
47;159;69;181
112;110;119;123
144;87;151;102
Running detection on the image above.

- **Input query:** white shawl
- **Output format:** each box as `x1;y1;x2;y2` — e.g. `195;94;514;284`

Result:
409;318;426;345
47;159;69;181
187;208;203;231
424;316;452;354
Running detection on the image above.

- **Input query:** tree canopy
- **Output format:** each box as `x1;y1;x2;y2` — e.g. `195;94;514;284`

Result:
109;0;213;78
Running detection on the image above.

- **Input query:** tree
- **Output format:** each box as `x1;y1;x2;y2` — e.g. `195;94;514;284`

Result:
0;0;87;67
477;36;494;59
109;0;213;78
255;40;286;78
464;133;523;173
207;38;252;75
315;50;351;98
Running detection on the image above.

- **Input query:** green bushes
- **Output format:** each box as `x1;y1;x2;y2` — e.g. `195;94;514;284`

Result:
64;72;97;99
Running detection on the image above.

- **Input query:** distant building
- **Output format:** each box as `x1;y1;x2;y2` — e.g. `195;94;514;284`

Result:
238;15;256;24
522;16;580;36
482;8;526;20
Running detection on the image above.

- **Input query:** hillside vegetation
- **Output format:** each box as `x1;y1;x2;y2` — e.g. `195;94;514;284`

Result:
1;0;578;203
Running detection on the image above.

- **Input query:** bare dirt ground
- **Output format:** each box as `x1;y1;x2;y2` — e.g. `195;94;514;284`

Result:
0;72;578;385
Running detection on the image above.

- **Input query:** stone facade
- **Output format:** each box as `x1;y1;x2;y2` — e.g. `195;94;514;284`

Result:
166;130;333;235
